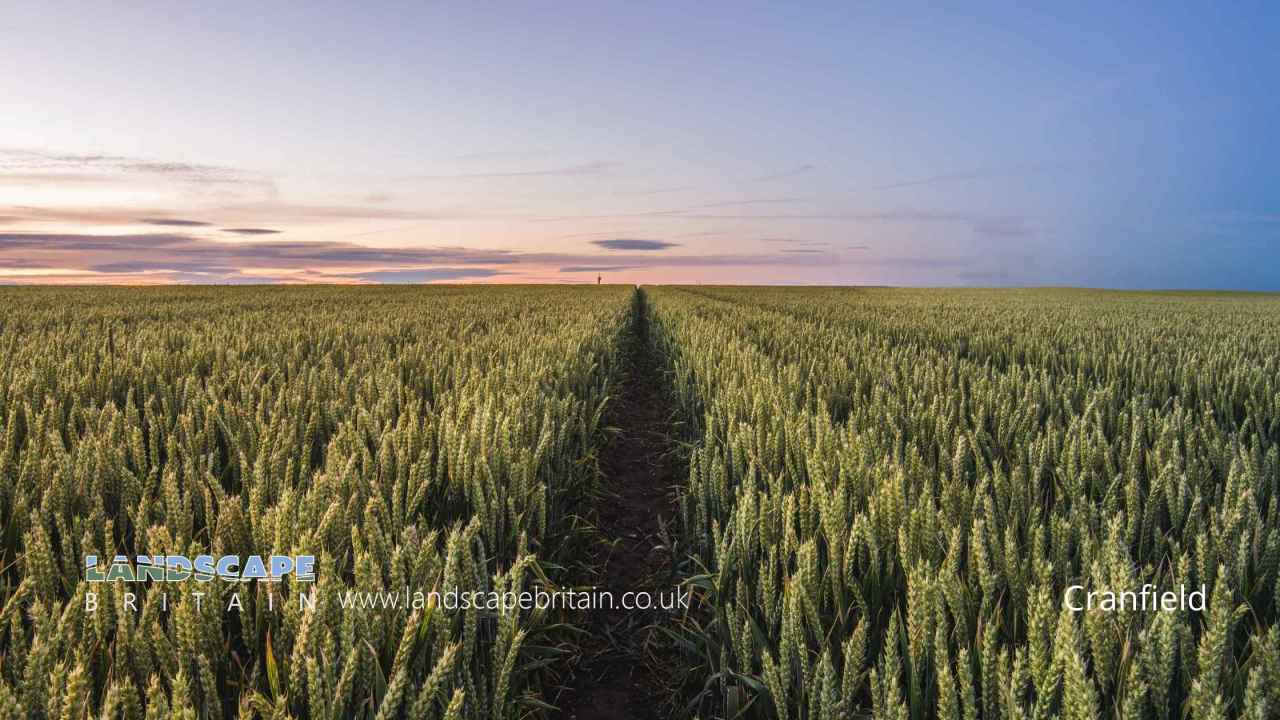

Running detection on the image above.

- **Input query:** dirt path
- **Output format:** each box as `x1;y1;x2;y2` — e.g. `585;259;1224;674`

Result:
559;293;680;720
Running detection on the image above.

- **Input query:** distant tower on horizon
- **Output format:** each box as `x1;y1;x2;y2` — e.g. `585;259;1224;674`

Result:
597;275;601;285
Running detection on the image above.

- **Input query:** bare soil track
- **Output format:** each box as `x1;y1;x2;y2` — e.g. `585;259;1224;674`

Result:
558;294;681;720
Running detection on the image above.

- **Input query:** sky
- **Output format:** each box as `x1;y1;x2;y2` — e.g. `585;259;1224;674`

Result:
1;1;1277;288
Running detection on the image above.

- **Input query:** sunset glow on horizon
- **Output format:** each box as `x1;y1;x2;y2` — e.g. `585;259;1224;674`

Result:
3;2;1278;289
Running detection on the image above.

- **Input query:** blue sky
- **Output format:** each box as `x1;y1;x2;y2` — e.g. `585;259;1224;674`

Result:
1;1;1277;287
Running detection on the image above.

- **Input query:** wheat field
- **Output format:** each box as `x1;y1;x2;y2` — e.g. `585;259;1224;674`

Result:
1;285;1277;719
649;286;1280;720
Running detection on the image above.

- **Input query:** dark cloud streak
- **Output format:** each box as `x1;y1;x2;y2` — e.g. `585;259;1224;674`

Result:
221;228;282;235
591;239;679;251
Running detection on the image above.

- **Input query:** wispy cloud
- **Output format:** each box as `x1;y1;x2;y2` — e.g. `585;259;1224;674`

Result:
6;207;185;225
0;232;521;270
0;172;121;185
754;164;815;182
760;237;828;246
540;207;1033;240
867;165;1050;191
140;218;212;227
558;230;643;239
0;147;274;189
408;161;619;180
671;230;730;238
2;202;486;227
614;186;693;196
870;170;992;191
343;268;505;283
213;202;480;223
535;199;805;223
451;150;550;162
683;197;806;210
591;239;679;251
969;217;1034;239
3;148;219;176
559;265;635;273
